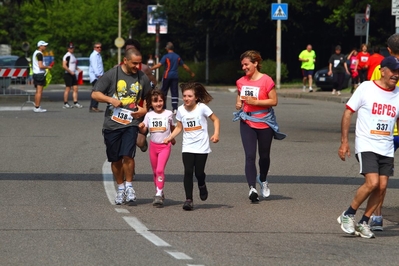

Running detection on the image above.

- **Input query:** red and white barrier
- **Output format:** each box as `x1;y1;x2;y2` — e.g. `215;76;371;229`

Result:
0;68;28;77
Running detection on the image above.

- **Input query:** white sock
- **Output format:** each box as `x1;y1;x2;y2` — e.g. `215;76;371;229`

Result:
156;188;163;196
125;182;133;188
118;183;125;190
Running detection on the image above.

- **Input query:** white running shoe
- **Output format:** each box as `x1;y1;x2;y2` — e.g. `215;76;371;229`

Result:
355;221;375;238
337;211;356;235
248;186;259;203
115;189;125;205
332;89;336;95
302;85;306;92
63;103;73;109
337;91;341;95
74;102;83;108
33;106;47;113
125;186;136;202
256;175;270;198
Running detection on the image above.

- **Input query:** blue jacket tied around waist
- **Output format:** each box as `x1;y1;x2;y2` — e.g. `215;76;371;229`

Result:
233;108;286;140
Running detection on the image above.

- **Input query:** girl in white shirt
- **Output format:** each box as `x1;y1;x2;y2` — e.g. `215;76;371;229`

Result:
139;89;175;207
164;82;220;211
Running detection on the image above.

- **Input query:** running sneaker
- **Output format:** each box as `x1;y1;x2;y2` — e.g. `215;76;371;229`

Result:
140;139;148;152
74;102;83;108
63;103;73;109
199;184;208;201
309;87;313;93
153;195;164;207
302;85;306;92
337;91;341;96
336;211;356;235
256;175;270;198
370;216;383;231
115;189;125;205
125;186;136;202
33;106;47;113
355;222;375;239
248;186;259;203
182;199;193;211
332;89;336;95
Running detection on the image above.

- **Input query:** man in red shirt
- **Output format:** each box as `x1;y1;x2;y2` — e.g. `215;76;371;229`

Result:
367;46;385;80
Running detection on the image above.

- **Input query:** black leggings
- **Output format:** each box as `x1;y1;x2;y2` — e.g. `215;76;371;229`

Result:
182;153;208;200
240;121;273;188
358;68;368;83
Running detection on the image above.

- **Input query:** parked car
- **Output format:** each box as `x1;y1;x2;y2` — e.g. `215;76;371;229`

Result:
0;55;21;88
313;66;351;91
76;57;90;82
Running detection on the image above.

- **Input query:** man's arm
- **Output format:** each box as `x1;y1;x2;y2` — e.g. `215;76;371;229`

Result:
182;64;195;77
338;108;354;161
150;62;162;71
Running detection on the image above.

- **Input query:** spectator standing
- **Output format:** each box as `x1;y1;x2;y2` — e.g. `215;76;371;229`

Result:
234;50;286;203
27;58;33;85
367;46;385;81
151;42;195;113
298;44;316;92
355;43;370;83
337;56;399;239
32;40;52;113
347;48;359;93
89;42;104;112
328;45;350;95
91;48;152;205
147;54;155;76
62;42;83;109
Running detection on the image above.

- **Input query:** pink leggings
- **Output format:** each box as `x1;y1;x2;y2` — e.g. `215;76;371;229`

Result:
149;141;172;190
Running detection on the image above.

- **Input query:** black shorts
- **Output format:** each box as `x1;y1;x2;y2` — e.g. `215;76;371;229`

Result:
33;73;46;87
102;126;138;162
63;73;78;87
355;152;394;176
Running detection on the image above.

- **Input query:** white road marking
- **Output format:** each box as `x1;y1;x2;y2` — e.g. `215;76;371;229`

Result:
123;216;171;247
0;106;34;111
165;250;192;260
102;160;116;205
115;208;130;213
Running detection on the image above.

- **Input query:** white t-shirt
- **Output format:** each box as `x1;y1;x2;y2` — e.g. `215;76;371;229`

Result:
143;109;174;144
176;103;213;153
346;80;399;157
32;50;45;74
63;52;77;73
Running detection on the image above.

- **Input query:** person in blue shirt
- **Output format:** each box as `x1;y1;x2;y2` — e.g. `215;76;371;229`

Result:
151;42;195;113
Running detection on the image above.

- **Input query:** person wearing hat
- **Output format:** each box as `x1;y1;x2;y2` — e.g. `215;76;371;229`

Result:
328;45;350;95
62;42;83;109
150;42;195;113
337;55;399;239
32;40;52;113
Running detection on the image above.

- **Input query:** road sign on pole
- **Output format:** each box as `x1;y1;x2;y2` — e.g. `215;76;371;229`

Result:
392;0;399;15
147;5;168;34
354;13;366;36
271;3;288;20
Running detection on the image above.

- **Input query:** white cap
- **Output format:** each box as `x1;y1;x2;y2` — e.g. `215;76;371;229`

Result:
37;40;48;47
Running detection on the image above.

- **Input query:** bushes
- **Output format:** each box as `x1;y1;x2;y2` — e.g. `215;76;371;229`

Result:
177;59;289;85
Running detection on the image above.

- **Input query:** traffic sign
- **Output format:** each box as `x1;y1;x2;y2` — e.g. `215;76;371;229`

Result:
147;5;168;34
365;4;371;22
354;13;366;36
114;37;125;48
393;0;399;15
271;3;288;20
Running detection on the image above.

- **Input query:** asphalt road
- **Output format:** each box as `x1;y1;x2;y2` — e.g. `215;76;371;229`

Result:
1;85;399;266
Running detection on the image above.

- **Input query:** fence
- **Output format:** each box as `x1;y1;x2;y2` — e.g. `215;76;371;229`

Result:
0;67;34;108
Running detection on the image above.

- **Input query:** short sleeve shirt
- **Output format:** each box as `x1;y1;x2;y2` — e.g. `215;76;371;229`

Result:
143;110;174;144
346;81;399;157
160;52;184;79
176;103;213;154
236;74;275;129
93;66;152;130
298;50;316;70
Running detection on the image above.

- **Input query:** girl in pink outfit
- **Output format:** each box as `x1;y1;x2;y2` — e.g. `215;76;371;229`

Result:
139;89;175;207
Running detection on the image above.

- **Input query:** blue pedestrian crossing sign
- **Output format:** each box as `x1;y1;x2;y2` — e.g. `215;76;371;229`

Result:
271;3;288;20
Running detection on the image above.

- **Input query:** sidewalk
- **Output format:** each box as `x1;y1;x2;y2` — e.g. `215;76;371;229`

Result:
1;84;351;105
